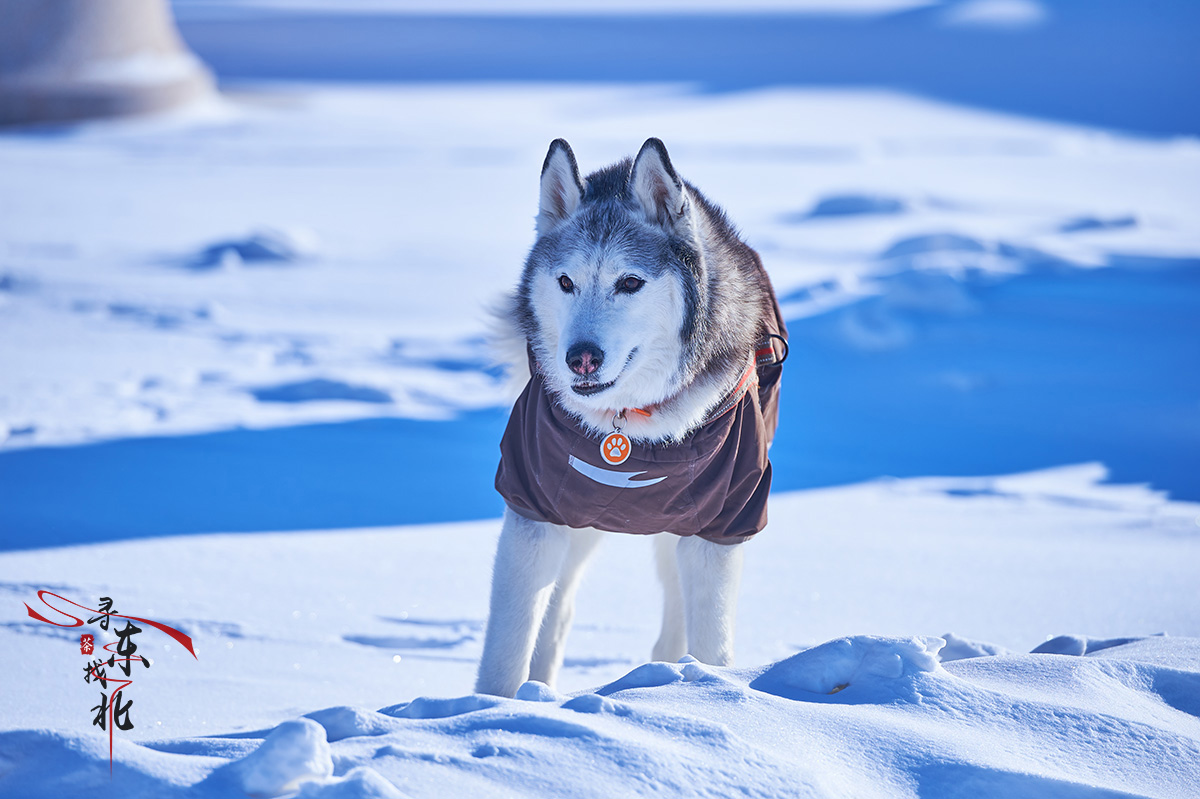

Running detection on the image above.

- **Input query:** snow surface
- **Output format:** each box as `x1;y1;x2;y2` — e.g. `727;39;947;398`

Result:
2;466;1198;795
2;2;1200;796
4;633;1200;796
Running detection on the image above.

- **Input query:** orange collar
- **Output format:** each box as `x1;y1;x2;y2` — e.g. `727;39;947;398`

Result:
617;358;758;424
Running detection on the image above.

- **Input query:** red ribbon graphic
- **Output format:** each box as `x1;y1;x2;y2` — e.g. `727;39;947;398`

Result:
24;590;198;659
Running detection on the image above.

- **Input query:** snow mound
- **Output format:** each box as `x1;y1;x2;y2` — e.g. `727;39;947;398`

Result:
379;694;502;720
792;193;908;220
1059;215;1138;234
0;728;218;793
561;694;632;716
515;681;564;702
878;230;988;261
231;718;334;797
304;706;400;743
595;660;684;695
0;272;36;293
294;767;409;799
1032;634;1148;657
939;632;1011;662
4;638;1200;797
104;301;214;331
872;232;1075;280
184;228;320;270
750;635;945;700
1085;637;1200;677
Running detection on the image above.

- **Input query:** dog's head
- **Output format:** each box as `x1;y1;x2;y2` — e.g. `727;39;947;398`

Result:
516;138;707;418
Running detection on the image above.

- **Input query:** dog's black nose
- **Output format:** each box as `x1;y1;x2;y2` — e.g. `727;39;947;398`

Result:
566;342;604;376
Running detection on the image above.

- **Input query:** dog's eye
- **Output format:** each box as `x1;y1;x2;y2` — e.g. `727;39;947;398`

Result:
558;275;574;293
618;276;645;294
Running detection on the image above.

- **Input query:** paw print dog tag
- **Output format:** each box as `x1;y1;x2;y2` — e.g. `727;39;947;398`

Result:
601;430;631;466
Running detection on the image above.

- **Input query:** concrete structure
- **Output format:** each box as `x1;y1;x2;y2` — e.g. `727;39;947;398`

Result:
0;0;215;126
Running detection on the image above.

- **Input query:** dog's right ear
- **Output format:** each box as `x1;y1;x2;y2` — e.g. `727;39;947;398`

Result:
536;139;584;236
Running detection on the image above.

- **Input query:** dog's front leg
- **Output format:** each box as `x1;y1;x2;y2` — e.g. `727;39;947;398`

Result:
651;533;687;663
676;535;744;666
528;527;603;689
475;508;570;698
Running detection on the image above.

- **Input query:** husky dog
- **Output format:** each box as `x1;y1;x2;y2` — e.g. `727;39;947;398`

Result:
476;138;786;698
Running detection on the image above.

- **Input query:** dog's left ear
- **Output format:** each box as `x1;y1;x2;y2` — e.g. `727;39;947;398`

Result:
631;138;692;234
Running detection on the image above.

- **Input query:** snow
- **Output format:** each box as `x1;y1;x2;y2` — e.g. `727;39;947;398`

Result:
2;1;1200;796
3;631;1199;796
181;227;320;271
795;193;909;220
749;635;944;697
250;379;395;404
938;0;1048;29
233;719;334;797
2;466;1198;795
171;0;939;17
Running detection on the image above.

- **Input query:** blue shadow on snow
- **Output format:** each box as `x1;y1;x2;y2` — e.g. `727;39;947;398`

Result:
0;259;1198;550
0;412;507;550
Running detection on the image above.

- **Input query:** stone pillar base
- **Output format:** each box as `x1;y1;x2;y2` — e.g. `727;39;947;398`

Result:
0;0;216;126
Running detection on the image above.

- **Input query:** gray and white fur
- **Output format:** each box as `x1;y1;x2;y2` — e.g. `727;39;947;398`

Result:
476;138;776;697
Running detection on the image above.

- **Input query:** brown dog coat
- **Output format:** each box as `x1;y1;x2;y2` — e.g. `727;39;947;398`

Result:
496;313;786;545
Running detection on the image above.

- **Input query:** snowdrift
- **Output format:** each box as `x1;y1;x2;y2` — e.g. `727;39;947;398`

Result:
3;635;1198;798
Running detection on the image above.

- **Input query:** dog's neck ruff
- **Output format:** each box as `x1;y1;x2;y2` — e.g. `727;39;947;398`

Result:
617;357;757;425
598;355;759;467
